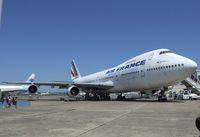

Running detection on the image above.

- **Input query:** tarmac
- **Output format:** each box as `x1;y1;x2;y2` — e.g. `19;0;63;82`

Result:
0;98;199;137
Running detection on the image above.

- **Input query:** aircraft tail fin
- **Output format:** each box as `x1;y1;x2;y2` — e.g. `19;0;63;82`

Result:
70;60;81;80
26;73;36;83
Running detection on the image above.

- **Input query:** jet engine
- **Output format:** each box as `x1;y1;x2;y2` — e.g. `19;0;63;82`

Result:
67;86;80;97
28;85;38;94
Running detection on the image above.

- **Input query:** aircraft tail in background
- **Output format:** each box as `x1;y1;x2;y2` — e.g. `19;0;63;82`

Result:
26;73;36;83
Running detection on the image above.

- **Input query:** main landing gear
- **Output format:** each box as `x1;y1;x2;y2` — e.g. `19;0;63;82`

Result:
85;92;111;101
117;93;126;101
158;88;168;102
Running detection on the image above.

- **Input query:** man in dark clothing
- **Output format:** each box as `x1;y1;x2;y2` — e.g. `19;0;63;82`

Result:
1;97;5;108
12;97;18;109
1;97;4;104
6;95;12;108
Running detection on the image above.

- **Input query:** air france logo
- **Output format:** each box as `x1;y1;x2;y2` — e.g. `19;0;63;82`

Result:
106;60;146;74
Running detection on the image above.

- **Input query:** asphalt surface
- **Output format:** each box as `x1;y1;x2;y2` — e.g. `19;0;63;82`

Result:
0;99;199;137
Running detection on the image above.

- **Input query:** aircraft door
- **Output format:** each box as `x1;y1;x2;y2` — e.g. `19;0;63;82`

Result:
143;53;154;78
115;74;119;82
140;67;145;77
140;58;147;78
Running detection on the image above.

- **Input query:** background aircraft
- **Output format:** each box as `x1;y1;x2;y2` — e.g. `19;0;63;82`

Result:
0;73;36;98
4;49;197;101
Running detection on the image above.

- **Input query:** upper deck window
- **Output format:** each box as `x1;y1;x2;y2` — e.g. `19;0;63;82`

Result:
159;50;172;55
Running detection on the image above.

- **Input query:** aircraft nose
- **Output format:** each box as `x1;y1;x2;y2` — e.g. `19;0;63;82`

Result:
187;59;197;70
184;58;198;76
180;57;198;78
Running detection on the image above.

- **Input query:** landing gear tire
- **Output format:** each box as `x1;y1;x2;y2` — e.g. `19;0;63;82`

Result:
85;92;99;101
102;93;111;100
96;93;111;101
158;92;167;102
117;94;126;101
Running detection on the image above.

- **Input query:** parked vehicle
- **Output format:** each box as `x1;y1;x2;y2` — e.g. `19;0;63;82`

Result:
177;90;200;100
189;93;200;100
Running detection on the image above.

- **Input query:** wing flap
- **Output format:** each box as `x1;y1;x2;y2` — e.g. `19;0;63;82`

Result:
74;81;114;90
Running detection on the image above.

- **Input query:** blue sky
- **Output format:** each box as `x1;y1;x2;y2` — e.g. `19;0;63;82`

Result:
0;0;200;82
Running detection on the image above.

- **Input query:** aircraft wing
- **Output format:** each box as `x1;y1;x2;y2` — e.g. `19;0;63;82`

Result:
73;81;114;90
3;81;114;90
2;81;72;88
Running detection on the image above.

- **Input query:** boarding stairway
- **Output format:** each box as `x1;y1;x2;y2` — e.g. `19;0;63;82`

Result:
182;76;200;95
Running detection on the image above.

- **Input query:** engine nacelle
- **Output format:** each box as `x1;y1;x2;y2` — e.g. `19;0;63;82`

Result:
28;85;38;94
67;86;80;97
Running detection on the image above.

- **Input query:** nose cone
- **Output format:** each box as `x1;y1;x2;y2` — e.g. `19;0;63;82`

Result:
187;59;197;70
184;58;198;76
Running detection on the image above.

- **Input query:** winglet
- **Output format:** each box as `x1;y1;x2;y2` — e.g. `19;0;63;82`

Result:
70;60;81;80
26;73;36;83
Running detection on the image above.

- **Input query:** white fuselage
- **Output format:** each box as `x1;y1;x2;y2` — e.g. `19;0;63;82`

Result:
74;49;197;93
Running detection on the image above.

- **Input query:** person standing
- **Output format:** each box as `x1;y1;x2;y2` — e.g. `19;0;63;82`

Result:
12;97;18;109
1;97;5;108
6;95;12;108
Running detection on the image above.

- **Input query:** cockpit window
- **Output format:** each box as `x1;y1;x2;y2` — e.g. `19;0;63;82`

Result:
159;50;172;55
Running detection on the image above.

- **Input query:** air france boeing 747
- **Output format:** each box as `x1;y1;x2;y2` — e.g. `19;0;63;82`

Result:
4;49;197;101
